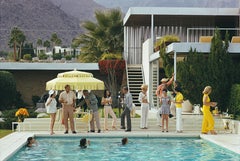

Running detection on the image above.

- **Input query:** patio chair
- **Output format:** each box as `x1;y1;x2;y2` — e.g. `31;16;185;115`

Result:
199;36;213;43
231;36;240;43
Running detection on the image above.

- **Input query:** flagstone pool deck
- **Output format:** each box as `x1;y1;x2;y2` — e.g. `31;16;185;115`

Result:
0;131;239;161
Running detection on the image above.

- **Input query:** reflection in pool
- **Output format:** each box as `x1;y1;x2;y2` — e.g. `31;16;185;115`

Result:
9;137;240;161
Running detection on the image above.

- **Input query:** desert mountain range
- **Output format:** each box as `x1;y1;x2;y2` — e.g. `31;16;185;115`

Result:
0;0;239;51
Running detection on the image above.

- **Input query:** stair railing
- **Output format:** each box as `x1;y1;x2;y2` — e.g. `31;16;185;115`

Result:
141;64;145;84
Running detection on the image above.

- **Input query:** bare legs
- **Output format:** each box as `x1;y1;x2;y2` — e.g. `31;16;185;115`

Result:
50;113;56;135
161;114;169;132
104;106;117;130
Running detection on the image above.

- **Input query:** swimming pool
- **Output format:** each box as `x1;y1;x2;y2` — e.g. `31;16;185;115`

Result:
9;137;240;161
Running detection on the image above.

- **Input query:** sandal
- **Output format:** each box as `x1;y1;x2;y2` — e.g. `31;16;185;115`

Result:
210;130;217;135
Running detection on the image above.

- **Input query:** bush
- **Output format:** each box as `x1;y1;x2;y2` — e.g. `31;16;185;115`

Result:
0;108;38;129
14;91;27;108
23;54;32;61
65;55;72;60
0;109;18;129
28;108;38;118
32;95;40;107
154;35;180;49
0;51;8;57
38;53;48;60
0;71;17;110
53;53;62;60
228;84;240;119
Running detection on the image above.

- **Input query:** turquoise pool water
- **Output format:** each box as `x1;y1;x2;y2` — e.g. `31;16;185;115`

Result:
9;137;239;161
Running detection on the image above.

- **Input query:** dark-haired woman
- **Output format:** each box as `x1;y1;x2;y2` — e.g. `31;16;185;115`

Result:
79;138;90;148
45;90;57;135
101;89;117;131
27;137;37;147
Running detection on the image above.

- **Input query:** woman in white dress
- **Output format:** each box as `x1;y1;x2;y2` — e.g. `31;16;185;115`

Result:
45;90;57;135
101;89;117;131
138;84;149;129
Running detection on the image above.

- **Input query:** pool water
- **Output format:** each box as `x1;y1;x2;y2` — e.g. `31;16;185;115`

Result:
9;137;239;161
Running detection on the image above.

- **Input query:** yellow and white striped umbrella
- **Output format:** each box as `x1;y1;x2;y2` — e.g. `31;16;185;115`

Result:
46;70;104;90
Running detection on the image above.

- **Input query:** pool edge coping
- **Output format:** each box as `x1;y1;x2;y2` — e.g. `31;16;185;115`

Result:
1;132;239;160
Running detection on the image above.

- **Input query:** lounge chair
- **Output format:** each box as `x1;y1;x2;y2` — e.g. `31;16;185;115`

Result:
199;36;213;43
231;36;240;43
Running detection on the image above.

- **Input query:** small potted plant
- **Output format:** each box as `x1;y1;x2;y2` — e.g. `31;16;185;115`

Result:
154;35;180;52
15;108;29;122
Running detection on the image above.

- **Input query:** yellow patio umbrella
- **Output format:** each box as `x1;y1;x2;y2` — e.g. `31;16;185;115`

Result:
46;70;104;90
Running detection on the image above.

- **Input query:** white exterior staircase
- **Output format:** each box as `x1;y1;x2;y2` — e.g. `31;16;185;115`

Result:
126;65;144;107
152;64;159;107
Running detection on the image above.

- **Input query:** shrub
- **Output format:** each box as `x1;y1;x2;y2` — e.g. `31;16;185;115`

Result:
32;95;40;107
52;53;62;60
65;55;72;60
154;35;180;50
0;51;8;57
0;71;17;110
14;91;27;108
228;84;240;119
0;108;38;129
28;108;38;118
23;54;32;61
1;109;18;129
38;53;48;60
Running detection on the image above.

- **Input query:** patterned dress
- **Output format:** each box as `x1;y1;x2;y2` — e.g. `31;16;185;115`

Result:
160;96;171;114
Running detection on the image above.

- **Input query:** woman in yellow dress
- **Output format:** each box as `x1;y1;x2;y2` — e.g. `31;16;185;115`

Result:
201;86;217;135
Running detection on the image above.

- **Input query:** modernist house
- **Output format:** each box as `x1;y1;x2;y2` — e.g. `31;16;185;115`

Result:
123;7;240;107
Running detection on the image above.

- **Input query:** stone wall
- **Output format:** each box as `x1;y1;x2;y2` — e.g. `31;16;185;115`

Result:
10;70;106;106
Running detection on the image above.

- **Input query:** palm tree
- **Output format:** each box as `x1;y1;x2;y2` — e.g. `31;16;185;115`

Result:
8;27;26;61
51;33;62;47
73;9;124;62
43;40;51;51
50;33;62;54
37;38;43;47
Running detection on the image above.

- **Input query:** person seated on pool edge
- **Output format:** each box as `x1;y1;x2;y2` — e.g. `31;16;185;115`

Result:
122;137;128;145
27;137;37;147
79;138;90;149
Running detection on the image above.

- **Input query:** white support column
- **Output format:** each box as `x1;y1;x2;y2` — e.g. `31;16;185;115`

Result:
124;26;128;61
174;51;177;80
149;14;154;106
